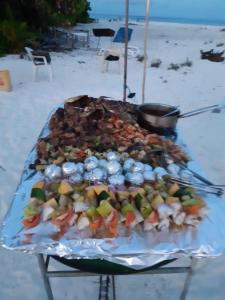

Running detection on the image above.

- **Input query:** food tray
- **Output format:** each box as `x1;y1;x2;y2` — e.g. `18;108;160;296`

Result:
2;98;225;269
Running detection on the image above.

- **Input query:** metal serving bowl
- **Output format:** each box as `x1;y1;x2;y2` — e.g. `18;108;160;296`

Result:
138;103;180;133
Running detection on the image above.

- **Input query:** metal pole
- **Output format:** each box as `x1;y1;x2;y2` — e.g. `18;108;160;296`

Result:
179;257;196;300
37;254;54;300
142;0;151;104
123;0;129;102
112;275;116;300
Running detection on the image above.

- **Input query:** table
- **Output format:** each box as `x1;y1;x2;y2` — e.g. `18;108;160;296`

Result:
2;98;225;300
37;254;195;300
92;28;115;49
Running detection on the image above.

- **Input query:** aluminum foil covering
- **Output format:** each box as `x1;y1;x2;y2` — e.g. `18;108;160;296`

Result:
106;160;121;175
153;167;168;179
2;106;225;270
84;156;98;171
130;162;145;173
98;159;108;169
144;164;153;172
123;158;135;172
69;173;82;184
106;151;120;161
44;164;62;180
125;172;144;185
167;163;180;176
108;174;125;186
143;171;155;181
62;162;78;176
100;167;108;180
84;168;104;182
76;163;84;174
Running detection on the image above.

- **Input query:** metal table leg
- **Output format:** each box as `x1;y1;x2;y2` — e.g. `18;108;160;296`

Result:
179;257;196;300
37;254;54;300
99;275;110;300
36;255;193;300
111;275;116;300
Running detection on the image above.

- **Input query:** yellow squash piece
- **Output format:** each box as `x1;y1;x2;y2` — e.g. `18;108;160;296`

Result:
166;196;180;204
43;198;58;208
151;194;164;209
117;191;130;201
130;188;145;198
93;185;109;195
97;200;114;217
168;183;180;196
33;181;45;189
86;187;96;200
58;180;73;195
108;190;116;201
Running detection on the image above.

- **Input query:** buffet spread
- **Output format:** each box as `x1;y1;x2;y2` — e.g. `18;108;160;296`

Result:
2;95;225;269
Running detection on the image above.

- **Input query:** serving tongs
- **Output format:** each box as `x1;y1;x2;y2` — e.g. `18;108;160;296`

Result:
167;176;224;196
162;102;225;119
164;153;220;186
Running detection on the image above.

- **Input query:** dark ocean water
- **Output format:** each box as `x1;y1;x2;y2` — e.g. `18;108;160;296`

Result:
90;13;225;26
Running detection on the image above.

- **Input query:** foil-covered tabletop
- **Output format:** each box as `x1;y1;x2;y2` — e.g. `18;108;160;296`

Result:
2;102;225;270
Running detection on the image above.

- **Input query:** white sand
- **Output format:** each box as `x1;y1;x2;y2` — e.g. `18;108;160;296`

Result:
1;21;225;299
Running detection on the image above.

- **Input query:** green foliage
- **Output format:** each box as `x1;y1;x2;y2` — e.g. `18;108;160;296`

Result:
49;0;91;27
0;20;32;54
0;0;91;54
0;33;8;57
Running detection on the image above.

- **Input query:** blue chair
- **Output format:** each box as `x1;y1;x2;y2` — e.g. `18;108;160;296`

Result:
99;27;140;58
112;27;133;43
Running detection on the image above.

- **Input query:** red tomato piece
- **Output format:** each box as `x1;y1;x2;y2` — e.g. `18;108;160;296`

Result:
107;210;118;227
22;214;40;228
109;225;118;237
125;211;136;227
148;211;159;224
90;216;104;230
183;205;200;215
52;210;73;227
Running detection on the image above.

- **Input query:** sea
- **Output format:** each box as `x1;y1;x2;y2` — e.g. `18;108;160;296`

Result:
90;13;225;27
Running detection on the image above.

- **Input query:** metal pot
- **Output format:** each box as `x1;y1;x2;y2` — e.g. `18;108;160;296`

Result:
139;103;222;131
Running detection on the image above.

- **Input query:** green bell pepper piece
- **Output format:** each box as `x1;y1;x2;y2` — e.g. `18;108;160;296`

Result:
24;206;40;217
97;200;114;217
140;203;152;219
121;203;135;216
134;193;143;209
31;188;46;201
97;191;110;202
86;207;100;219
182;198;198;207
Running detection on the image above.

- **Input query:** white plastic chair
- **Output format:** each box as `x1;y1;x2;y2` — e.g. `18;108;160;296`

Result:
99;45;140;58
24;47;53;81
101;46;124;73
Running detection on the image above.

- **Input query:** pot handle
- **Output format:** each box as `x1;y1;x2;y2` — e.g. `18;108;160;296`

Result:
179;104;221;118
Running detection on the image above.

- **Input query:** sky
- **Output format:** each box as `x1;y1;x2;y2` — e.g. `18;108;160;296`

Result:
89;0;225;22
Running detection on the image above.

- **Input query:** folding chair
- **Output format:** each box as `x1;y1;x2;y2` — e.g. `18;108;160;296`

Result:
99;27;140;58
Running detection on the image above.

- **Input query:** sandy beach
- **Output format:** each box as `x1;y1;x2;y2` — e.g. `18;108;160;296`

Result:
1;20;225;299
